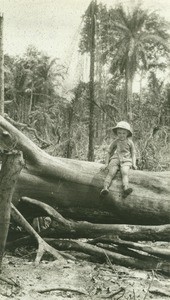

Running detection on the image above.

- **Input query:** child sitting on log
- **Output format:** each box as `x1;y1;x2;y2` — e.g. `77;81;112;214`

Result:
100;121;137;198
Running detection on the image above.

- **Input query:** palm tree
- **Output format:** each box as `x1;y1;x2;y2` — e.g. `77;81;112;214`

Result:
102;5;170;122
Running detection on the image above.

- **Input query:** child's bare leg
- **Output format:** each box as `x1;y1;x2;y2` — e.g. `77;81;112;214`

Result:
121;165;133;197
101;165;119;196
121;165;130;190
104;166;118;188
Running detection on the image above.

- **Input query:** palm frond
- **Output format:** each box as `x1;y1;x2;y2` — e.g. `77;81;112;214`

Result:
110;20;130;34
140;34;170;52
114;5;130;29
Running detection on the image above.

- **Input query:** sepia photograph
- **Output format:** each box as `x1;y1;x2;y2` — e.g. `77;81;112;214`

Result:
0;0;170;299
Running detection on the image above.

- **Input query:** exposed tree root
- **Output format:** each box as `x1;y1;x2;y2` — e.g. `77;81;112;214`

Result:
11;204;73;265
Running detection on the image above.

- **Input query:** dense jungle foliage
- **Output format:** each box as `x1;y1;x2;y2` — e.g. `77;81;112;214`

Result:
3;3;170;171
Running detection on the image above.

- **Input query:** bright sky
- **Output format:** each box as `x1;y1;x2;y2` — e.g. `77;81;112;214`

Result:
1;0;170;64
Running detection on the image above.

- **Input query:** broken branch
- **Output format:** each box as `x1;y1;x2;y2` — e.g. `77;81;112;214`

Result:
11;204;70;265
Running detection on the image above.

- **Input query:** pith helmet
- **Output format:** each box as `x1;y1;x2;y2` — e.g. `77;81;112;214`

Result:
112;121;132;137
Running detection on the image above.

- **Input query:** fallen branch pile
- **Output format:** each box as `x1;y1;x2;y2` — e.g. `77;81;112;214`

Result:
7;196;170;277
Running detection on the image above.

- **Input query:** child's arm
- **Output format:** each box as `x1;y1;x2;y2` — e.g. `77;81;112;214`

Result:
104;152;110;168
102;141;116;170
130;141;137;169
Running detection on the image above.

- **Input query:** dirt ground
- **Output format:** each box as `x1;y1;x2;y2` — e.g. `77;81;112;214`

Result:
1;252;170;300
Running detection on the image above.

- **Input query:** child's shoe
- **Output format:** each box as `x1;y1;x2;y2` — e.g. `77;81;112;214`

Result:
123;188;133;198
100;188;109;196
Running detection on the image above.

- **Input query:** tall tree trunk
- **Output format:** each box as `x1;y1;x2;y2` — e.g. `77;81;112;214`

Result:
88;0;96;161
0;14;4;117
125;65;133;122
0;151;24;271
28;82;34;116
66;105;74;158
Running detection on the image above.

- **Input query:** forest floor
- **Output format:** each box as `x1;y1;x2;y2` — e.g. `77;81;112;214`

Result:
1;250;170;300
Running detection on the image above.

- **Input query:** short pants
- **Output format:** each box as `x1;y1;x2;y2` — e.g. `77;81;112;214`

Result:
109;158;132;168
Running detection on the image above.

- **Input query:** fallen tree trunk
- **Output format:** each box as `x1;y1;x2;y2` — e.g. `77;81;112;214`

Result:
0;116;170;225
8;199;170;241
15;197;170;241
41;220;170;241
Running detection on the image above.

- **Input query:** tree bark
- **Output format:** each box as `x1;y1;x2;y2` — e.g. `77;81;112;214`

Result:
0;116;170;225
0;14;4;117
0;151;24;271
88;0;96;161
41;221;170;241
96;237;170;259
125;61;134;122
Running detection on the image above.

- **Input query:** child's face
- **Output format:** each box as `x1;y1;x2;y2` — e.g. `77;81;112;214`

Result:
117;128;128;140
